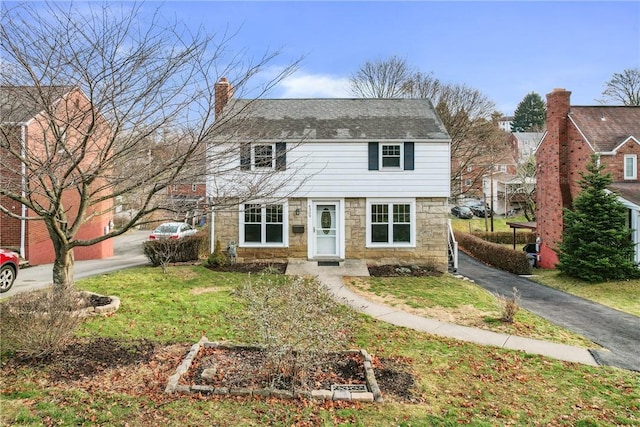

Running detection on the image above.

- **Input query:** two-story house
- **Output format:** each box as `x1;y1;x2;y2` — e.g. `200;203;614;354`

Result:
206;78;452;270
0;86;113;265
535;88;640;268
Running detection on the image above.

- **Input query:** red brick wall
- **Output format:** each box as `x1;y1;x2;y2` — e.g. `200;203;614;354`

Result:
536;89;640;268
2;88;114;265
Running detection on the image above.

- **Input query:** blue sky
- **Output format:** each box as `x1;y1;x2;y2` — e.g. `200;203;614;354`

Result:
14;1;640;115
159;1;639;115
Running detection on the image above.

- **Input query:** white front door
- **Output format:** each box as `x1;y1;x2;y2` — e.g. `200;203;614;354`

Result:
312;202;339;258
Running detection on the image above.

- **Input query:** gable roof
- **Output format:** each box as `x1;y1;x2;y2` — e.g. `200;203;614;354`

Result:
216;98;450;141
608;182;640;208
0;86;76;124
569;106;640;153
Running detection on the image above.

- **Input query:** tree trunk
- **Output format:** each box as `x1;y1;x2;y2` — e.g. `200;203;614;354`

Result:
52;242;75;289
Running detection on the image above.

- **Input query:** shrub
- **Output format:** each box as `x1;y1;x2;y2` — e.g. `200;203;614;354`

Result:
204;239;227;268
495;287;521;323
233;275;355;392
143;235;204;273
472;231;535;245
0;285;83;358
455;231;531;275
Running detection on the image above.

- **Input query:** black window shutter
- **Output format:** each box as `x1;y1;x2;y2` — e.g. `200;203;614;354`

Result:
404;142;414;171
240;143;251;170
276;142;286;171
368;142;379;170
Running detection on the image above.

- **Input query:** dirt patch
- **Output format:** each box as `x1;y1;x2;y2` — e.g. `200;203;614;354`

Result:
368;265;442;277
2;337;418;403
190;286;228;295
205;262;287;274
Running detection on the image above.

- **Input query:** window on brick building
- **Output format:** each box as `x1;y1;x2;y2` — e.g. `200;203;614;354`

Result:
624;154;637;180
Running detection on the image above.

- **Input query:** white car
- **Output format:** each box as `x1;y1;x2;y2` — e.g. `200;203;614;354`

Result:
149;222;197;240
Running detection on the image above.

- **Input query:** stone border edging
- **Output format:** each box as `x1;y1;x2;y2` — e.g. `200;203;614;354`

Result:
77;291;120;316
165;336;383;403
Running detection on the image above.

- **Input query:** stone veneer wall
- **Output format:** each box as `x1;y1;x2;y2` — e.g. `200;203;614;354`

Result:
214;197;448;271
344;197;448;270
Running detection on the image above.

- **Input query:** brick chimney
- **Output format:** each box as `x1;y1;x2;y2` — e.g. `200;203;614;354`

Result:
545;88;572;209
214;77;234;118
535;88;572;268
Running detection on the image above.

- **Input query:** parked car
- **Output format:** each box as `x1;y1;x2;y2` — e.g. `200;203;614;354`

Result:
451;206;473;219
149;222;197;240
0;248;19;293
470;205;495;218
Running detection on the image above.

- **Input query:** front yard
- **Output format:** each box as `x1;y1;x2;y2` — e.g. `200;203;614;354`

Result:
1;265;638;426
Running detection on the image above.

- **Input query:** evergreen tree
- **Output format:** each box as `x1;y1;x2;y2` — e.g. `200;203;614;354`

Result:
511;92;546;132
557;155;639;282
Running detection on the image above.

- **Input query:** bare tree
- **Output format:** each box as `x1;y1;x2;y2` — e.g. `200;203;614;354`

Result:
348;57;499;197
0;2;299;288
349;55;414;98
600;68;640;106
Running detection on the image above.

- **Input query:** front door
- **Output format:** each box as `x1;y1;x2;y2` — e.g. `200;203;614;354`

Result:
313;202;339;258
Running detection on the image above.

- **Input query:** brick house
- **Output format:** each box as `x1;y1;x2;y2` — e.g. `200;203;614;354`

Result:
535;88;640;268
0;86;113;265
207;78;452;270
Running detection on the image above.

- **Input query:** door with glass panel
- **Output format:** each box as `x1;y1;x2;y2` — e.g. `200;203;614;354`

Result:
313;203;338;257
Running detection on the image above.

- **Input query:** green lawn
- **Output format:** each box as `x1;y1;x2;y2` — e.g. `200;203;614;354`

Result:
1;265;639;426
450;215;529;233
529;269;640;317
345;275;595;347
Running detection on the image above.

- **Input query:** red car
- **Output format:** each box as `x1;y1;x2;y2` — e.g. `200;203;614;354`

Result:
0;248;19;293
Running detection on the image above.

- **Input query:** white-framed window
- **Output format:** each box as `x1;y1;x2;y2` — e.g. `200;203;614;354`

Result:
253;144;275;169
624;154;637;180
240;142;286;171
380;144;402;169
192;184;198;192
465;179;472;187
366;199;415;247
240;202;288;247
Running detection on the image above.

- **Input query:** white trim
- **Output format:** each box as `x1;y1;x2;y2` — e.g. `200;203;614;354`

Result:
366;198;416;248
624;154;637;180
307;199;344;259
238;200;289;248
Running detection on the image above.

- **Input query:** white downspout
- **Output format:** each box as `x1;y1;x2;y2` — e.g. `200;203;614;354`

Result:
209;204;215;254
20;124;26;258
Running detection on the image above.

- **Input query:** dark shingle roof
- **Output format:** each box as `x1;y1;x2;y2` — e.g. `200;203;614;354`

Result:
217;98;450;141
1;86;74;123
608;182;640;207
569;106;640;152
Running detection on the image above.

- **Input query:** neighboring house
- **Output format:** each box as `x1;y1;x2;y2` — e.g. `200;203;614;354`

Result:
508;132;544;164
207;78;452;270
498;116;514;133
482;172;535;215
0;86;113;265
535;88;640;268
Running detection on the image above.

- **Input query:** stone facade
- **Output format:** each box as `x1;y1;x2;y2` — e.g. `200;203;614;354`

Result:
214;197;448;271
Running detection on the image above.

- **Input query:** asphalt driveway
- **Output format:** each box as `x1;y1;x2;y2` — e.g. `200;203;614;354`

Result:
458;252;640;372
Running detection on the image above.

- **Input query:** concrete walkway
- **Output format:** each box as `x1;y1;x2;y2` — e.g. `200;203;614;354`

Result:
285;259;598;367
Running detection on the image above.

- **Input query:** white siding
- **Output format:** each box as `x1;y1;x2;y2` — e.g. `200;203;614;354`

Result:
207;140;450;199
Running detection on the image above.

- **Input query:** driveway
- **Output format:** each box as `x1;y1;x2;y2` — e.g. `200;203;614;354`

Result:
458;252;640;372
1;230;149;299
